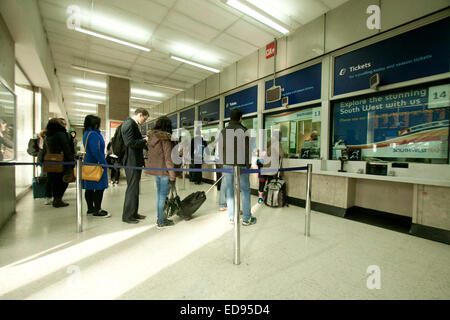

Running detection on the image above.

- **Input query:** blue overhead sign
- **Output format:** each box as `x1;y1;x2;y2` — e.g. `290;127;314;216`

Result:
225;85;258;118
169;113;178;129
265;63;322;110
199;99;220;122
334;17;450;96
180;107;195;127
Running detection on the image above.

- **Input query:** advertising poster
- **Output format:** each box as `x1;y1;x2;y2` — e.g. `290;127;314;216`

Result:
0;81;15;161
333;84;449;160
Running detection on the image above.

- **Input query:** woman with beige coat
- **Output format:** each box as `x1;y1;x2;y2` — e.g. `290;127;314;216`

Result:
145;116;177;229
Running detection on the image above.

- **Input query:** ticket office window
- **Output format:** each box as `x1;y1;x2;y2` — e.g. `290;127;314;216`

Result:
331;83;449;164
264;106;321;159
200;123;219;157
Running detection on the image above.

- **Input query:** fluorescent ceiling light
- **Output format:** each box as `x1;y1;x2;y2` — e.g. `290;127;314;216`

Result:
170;56;220;73
71;108;97;113
72;65;132;80
225;0;289;34
131;96;162;103
74;27;151;52
74;102;97;107
75;78;107;89
72;65;184;91
75;92;106;100
142;81;184;91
75;87;105;94
131;88;164;98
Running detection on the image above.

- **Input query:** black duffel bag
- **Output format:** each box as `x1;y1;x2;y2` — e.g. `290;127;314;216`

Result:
163;183;182;219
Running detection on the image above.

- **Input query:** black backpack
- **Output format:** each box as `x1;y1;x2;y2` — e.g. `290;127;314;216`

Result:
264;177;287;207
27;138;40;157
111;124;126;161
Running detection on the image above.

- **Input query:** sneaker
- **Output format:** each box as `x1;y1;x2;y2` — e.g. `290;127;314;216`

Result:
242;216;257;226
157;219;174;229
219;206;227;211
93;210;111;218
44;197;52;205
87;209;96;215
258;198;263;204
229;219;234;224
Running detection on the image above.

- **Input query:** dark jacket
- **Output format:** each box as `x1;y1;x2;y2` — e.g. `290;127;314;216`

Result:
121;117;146;167
190;135;207;163
144;130;176;180
42;121;74;164
82;129;108;190
219;120;250;168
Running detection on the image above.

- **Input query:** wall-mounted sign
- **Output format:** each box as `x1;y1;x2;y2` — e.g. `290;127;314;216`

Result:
199;99;220;122
266;41;277;59
169;113;178;129
334;17;450;96
225;85;258;118
265;63;322;110
180;107;195;127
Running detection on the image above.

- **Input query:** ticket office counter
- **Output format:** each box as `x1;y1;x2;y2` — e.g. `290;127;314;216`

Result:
279;158;450;244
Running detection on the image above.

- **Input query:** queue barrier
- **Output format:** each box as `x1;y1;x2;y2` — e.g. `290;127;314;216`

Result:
0;160;313;265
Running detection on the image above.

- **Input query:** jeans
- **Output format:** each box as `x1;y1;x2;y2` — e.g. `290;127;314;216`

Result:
219;176;227;208
223;165;251;222
155;176;170;224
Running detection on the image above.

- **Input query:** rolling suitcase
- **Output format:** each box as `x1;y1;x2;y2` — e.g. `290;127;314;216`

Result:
32;177;47;199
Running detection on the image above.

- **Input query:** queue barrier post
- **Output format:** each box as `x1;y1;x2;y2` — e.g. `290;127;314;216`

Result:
305;163;312;237
233;165;241;265
76;158;83;233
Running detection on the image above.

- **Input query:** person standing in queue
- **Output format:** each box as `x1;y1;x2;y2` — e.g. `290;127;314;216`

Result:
145;116;176;229
121;108;149;224
82;115;110;217
43;118;74;208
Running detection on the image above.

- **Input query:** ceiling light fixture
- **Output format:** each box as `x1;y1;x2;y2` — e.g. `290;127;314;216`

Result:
224;0;289;34
74;102;97;107
130;96;162;103
72;65;132;80
74;87;105;94
75;78;107;89
75;92;106;101
170;55;220;73
131;88;164;98
72;65;184;91
74;27;151;52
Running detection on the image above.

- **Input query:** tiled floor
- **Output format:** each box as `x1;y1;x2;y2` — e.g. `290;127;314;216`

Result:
0;175;449;300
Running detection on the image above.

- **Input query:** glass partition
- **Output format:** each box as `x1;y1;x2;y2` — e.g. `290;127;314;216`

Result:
264;106;321;159
0;81;16;161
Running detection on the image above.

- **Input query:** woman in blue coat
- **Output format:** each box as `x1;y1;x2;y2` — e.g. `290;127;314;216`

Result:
82;115;110;217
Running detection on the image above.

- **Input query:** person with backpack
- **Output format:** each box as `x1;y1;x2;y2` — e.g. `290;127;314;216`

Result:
218;108;257;226
190;128;207;185
121;108;149;224
144;116;177;229
106;139;120;185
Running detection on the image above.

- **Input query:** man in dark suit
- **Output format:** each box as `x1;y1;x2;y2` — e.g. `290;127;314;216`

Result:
121;108;149;224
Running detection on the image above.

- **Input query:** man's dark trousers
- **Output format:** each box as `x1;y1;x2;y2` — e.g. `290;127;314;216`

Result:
122;168;142;220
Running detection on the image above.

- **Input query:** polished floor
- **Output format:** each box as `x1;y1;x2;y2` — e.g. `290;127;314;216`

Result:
0;174;449;300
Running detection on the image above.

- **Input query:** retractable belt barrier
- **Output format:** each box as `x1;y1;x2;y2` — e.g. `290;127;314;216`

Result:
1;160;313;265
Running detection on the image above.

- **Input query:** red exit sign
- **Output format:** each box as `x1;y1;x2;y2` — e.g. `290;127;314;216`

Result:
266;41;277;59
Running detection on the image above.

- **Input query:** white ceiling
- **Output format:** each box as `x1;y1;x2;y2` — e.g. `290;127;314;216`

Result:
37;0;349;126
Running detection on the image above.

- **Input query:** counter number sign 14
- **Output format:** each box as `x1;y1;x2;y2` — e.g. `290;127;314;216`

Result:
428;84;450;109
